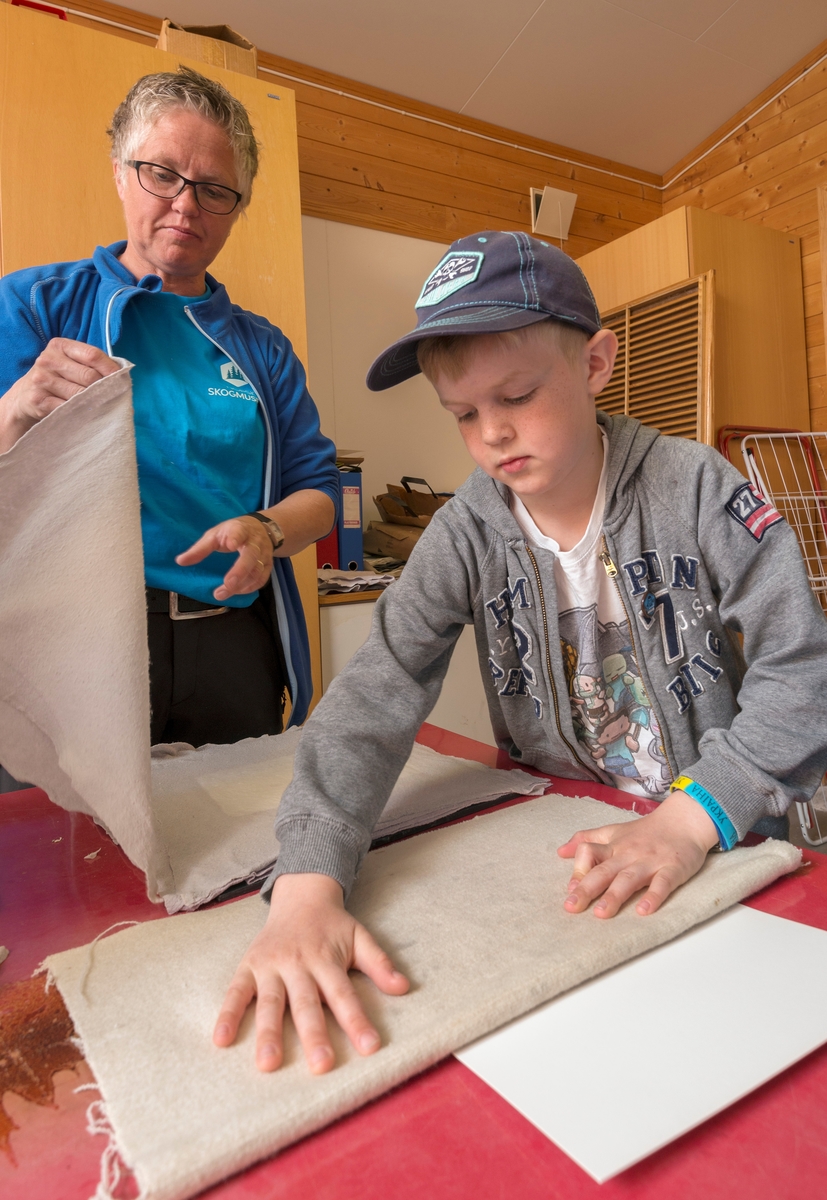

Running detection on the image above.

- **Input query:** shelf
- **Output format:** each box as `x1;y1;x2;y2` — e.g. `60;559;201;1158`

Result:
318;589;385;606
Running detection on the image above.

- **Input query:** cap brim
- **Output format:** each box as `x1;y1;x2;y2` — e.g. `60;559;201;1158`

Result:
366;306;560;392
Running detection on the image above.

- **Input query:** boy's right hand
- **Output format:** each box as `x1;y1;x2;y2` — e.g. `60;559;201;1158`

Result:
213;873;409;1073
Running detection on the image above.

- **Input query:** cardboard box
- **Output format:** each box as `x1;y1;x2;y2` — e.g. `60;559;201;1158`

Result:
363;521;423;561
156;20;258;77
386;478;452;518
373;492;431;529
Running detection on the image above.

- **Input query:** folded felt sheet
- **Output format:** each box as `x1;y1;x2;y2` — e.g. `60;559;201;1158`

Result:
0;366;173;899
45;794;801;1200
0;367;542;911
150;734;547;912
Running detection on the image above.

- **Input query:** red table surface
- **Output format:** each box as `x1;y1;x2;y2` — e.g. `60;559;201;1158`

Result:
2;723;827;1200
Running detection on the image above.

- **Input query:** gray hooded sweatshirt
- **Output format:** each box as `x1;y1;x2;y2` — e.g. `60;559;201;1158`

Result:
270;412;827;897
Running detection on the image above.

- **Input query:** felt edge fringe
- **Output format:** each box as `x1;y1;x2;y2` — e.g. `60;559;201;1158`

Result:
86;1097;145;1200
32;962;145;1199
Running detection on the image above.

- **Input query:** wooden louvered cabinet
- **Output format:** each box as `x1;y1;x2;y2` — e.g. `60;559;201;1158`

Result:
598;274;714;442
578;206;810;443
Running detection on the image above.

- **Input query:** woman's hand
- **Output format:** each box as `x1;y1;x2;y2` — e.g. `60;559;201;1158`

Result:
558;789;720;918
0;338;120;452
213;873;410;1073
176;514;274;601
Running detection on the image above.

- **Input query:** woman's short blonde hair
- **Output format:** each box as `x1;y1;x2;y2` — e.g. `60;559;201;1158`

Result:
108;66;260;206
416;318;590;383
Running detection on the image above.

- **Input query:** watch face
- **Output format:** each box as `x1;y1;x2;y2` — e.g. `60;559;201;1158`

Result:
265;518;284;548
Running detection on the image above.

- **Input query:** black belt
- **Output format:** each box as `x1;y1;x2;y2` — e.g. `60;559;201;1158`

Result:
145;586;230;621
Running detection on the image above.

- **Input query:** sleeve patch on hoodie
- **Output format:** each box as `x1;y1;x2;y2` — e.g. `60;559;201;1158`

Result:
725;482;783;542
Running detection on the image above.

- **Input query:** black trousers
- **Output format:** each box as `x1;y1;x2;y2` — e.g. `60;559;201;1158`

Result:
147;587;286;747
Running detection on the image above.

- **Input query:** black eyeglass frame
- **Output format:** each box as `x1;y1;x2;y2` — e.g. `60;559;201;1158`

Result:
127;160;243;215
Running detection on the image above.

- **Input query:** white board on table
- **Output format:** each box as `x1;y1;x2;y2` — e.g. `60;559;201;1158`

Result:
456;904;827;1182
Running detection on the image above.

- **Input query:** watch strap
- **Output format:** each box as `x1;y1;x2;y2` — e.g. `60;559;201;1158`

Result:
245;510;285;550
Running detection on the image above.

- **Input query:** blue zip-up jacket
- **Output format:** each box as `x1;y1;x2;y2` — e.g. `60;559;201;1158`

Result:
0;242;339;725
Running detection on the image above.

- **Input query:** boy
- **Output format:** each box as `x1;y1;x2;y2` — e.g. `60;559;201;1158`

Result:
214;232;827;1074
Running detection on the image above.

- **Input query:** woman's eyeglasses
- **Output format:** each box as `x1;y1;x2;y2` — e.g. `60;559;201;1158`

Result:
127;161;242;215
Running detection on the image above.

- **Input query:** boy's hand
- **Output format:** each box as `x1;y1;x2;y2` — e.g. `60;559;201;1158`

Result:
213;873;409;1073
558;790;720;918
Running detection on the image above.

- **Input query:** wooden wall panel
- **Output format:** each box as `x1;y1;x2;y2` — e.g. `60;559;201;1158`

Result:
664;37;827;432
21;0;827;427
53;0;661;261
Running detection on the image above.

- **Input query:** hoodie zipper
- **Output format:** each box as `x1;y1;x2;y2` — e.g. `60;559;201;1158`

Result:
599;535;677;783
524;544;603;782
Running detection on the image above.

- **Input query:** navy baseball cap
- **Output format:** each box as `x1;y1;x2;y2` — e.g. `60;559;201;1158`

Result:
366;230;602;391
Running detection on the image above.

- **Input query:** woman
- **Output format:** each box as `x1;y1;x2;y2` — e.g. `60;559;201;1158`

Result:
0;67;338;745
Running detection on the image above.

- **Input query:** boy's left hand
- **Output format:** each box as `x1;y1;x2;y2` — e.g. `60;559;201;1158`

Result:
558;789;720;918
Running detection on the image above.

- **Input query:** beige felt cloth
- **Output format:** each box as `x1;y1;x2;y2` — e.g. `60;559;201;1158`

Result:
46;794;800;1200
151;733;547;912
0;366;173;899
0;366;547;912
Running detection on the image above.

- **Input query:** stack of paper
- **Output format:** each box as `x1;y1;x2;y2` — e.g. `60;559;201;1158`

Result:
373;743;547;838
317;569;395;593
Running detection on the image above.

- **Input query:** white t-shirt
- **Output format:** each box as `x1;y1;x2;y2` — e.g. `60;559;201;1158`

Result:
510;436;670;797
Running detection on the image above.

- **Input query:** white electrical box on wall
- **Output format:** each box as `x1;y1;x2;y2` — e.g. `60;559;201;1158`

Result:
530;186;577;241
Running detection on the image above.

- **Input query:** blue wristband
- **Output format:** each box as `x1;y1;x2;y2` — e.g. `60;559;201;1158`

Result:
671;775;738;851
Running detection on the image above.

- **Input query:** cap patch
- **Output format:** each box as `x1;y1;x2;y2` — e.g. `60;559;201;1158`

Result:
416;251;483;308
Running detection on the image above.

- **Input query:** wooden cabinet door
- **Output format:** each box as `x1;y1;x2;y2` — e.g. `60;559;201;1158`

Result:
0;3;322;709
578;205;810;438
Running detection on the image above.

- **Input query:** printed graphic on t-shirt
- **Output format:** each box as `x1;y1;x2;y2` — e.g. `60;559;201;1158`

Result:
208;360;258;401
559;604;671;796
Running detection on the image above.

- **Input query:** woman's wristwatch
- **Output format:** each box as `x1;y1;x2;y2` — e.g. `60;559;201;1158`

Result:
245;510;285;551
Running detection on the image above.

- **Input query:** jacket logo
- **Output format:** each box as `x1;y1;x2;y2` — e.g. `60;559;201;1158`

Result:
622;551;699;596
220;360;249;385
622;549;723;716
666;655;724;714
725;482;783;542
416;252;483;308
485;593;542;719
485;577;530;629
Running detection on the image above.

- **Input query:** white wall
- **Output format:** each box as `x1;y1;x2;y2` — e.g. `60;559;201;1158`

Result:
302;217;477;523
307;218;494;746
320;601;496;747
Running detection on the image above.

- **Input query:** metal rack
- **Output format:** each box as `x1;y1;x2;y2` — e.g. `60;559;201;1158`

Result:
719;427;827;845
